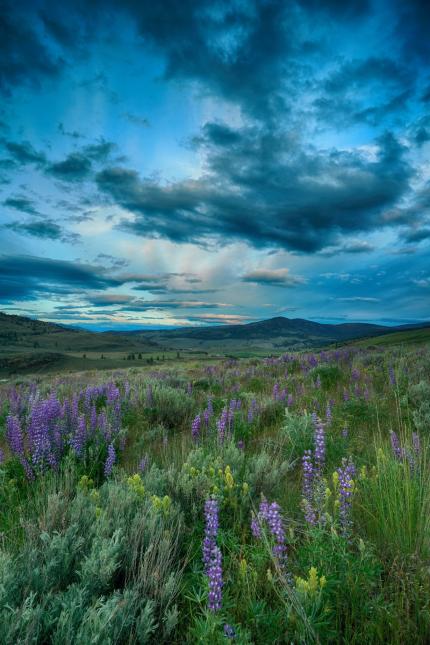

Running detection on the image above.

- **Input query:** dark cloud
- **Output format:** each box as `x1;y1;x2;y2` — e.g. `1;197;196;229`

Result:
4;219;79;242
0;4;63;95
403;228;430;244
57;123;84;139
46;152;92;181
3;196;40;215
87;293;135;307
117;299;228;312
97;126;412;252
83;139;117;162
393;0;430;62
96;253;129;269
0;254;123;302
314;57;413;127
241;268;306;287
1;140;46;165
319;240;375;256
45;139;116;181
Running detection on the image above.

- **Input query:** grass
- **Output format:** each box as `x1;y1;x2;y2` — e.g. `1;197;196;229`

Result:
0;339;430;642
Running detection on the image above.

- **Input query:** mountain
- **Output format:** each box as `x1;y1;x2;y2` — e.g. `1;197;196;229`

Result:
120;316;430;354
118;316;410;351
126;316;381;340
1;312;429;374
0;312;164;374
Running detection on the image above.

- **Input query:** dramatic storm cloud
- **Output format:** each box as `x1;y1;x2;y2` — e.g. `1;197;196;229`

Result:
0;0;429;327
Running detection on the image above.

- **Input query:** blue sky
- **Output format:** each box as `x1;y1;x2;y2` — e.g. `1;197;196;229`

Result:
1;0;429;329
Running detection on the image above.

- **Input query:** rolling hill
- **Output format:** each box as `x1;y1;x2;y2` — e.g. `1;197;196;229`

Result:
121;316;429;353
1;312;429;373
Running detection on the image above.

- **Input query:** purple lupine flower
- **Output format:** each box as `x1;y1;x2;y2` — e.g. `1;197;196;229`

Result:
90;404;97;435
342;425;349;439
224;624;236;639
203;498;223;611
388;366;396;387
272;383;280;401
187;382;193;396
351;368;360;381
237;439;244;450
203;499;219;570
302;450;316;525
390;430;403;460
6;414;25;457
254;499;288;568
325;402;332;426
337;458;355;537
28;401;52;470
104;443;116;477
343;388;350;401
251;513;262;538
315;375;321;389
217;407;228;444
0;447;4;465
207;545;223;611
287;393;294;407
264;501;288;566
312;414;325;473
302;450;314;501
106;382;120;404
70;415;87;458
191;414;201;442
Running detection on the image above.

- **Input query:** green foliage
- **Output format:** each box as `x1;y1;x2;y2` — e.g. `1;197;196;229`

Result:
1;341;430;643
0;476;183;644
357;443;430;562
408;380;430;432
149;384;196;429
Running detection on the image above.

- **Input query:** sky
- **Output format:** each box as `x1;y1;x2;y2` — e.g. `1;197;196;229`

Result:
0;0;429;330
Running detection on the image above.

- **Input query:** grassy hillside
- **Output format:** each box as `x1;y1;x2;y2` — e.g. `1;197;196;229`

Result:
355;326;430;347
0;312;170;375
0;340;430;642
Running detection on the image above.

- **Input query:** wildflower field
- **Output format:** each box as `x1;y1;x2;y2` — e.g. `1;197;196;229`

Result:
1;342;430;644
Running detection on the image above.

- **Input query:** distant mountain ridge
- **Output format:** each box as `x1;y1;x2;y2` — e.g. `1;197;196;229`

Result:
1;312;430;359
121;315;430;343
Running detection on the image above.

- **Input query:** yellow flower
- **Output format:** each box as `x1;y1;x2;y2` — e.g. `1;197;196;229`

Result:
78;475;94;491
162;495;171;513
308;567;319;594
332;471;339;488
127;473;145;497
242;482;249;495
224;465;234;489
296;567;326;597
239;558;247;578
